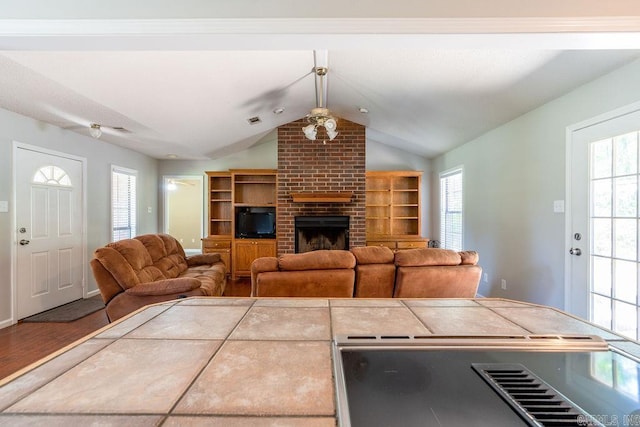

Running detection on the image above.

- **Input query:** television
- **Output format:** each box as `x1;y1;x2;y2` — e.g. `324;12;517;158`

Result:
235;208;276;239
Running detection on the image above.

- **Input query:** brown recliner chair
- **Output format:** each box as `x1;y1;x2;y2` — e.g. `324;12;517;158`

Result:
90;233;226;321
393;248;481;298
351;246;396;298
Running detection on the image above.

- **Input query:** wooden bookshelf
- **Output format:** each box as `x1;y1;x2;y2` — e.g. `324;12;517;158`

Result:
365;171;427;250
204;169;277;279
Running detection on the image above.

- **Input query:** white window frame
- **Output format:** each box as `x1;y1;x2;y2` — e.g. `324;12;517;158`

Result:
439;166;464;251
111;165;138;242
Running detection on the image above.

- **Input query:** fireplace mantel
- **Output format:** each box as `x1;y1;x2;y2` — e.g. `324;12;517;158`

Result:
290;192;353;203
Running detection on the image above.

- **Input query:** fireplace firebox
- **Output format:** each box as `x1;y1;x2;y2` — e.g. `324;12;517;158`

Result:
295;216;349;253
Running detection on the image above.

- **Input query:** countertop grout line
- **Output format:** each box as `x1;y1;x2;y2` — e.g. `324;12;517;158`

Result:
0;338;115;414
401;300;435;335
481;305;536;335
164;299;257;417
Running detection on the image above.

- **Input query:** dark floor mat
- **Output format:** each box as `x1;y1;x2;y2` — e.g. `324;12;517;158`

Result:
21;296;105;323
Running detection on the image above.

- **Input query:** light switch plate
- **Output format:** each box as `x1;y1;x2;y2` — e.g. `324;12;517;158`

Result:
0;201;8;212
553;200;565;213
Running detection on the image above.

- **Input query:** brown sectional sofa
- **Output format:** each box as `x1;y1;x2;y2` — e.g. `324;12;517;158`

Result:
90;233;227;321
351;246;396;298
251;246;481;298
394;248;481;298
251;250;356;297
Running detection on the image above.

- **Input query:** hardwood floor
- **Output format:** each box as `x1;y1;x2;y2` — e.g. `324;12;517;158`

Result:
0;309;110;381
0;278;251;381
223;277;251;297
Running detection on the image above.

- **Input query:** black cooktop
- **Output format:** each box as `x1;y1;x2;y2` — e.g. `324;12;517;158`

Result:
334;336;640;427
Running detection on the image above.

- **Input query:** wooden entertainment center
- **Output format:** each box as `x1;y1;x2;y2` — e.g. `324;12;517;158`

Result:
202;169;277;280
202;169;426;280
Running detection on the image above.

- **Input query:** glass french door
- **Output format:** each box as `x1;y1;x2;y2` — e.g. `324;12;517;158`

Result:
569;107;640;341
589;130;640;340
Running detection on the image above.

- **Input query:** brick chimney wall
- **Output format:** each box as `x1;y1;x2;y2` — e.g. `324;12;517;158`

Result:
277;118;366;255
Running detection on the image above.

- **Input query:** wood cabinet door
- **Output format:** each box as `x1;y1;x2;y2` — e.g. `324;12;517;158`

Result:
232;239;276;278
255;240;276;259
233;241;255;278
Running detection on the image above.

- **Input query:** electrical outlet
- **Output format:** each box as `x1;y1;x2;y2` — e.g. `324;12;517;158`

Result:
483;273;488;283
501;279;507;290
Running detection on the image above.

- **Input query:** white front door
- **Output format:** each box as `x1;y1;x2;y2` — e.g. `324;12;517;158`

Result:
568;107;640;340
15;146;84;319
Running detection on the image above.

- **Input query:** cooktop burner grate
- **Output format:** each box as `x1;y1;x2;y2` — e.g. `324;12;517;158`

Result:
472;363;603;427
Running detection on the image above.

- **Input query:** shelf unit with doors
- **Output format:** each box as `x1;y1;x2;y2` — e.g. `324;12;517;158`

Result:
231;169;277;280
203;169;277;280
365;171;428;250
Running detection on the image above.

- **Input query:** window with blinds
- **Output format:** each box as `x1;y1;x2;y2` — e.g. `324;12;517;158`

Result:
440;168;463;251
111;166;137;242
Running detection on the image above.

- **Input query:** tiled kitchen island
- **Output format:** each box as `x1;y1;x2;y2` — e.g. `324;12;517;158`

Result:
0;297;637;426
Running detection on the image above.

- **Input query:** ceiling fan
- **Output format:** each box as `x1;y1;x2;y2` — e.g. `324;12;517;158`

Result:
302;51;339;142
87;123;131;138
43;106;131;139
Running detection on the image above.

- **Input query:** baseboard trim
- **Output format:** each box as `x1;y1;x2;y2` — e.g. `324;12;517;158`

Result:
0;318;15;330
86;289;101;298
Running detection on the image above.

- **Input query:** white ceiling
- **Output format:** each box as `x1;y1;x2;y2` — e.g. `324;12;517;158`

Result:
0;3;639;159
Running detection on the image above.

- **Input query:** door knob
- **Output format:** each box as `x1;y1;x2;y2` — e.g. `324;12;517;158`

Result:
569;248;582;256
19;239;30;246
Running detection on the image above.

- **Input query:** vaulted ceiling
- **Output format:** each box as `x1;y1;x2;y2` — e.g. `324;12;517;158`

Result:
1;2;639;160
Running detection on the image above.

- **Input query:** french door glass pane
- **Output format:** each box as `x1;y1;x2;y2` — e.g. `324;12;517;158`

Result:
592;256;611;296
592;179;612;217
615;132;638;176
614;218;637;260
592;294;612;330
613;259;637;303
592;218;612;257
592;139;612;179
613;300;637;339
590;130;640;341
614;176;637;217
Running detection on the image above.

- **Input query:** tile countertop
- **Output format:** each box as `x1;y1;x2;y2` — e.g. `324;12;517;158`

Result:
0;297;638;426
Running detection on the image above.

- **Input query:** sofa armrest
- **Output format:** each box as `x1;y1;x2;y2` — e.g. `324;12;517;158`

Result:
250;257;279;297
251;257;279;274
124;277;200;296
459;250;479;265
186;253;221;266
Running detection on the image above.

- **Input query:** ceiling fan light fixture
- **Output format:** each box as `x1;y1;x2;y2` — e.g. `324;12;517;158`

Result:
302;123;317;140
303;60;339;142
89;123;102;139
324;117;337;131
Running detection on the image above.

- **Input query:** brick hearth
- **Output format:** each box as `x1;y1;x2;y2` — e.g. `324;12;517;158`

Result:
277;118;366;255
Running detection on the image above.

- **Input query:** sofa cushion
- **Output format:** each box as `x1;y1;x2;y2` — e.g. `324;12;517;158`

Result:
157;233;189;275
181;263;227;296
278;250;356;271
354;263;396;298
394;265;481;298
135;234;188;279
255;269;355;297
394;248;462;267
124;277;200;296
351;246;394;264
187;253;221;266
97;239;165;288
460;250;479;265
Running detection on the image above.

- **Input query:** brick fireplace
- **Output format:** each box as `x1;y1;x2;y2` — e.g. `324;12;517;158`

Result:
277;118;366;255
